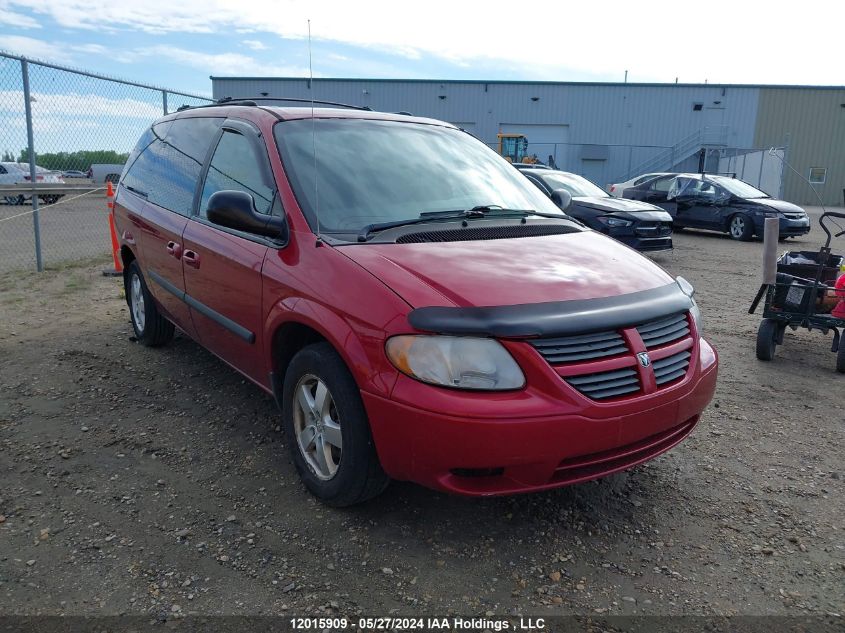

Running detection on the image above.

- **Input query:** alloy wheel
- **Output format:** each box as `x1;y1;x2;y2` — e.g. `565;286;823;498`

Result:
730;215;745;239
130;273;146;332
293;374;342;480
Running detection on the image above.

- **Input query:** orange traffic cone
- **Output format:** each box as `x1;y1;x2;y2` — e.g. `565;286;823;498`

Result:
102;181;123;277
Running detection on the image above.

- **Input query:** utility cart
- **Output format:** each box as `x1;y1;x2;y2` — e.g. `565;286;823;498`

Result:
749;212;845;372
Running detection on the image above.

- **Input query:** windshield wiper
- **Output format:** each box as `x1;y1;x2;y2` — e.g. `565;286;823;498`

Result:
356;206;570;242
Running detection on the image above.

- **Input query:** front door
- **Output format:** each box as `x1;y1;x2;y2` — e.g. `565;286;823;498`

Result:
182;121;277;386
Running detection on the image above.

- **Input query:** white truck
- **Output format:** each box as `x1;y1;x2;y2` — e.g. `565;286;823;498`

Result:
87;163;125;185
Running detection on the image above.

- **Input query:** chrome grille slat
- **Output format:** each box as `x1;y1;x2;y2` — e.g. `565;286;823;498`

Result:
637;313;689;347
530;330;626;363
566;368;640;400
653;351;692;385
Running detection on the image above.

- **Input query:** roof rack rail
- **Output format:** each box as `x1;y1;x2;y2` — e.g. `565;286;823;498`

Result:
215;96;372;111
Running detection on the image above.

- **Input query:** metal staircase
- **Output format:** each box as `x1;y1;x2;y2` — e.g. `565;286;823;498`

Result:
622;125;729;181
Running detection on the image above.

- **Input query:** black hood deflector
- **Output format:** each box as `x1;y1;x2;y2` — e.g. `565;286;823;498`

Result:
408;282;693;338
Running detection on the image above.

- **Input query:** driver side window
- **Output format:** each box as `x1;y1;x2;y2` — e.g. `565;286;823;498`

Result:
200;130;275;218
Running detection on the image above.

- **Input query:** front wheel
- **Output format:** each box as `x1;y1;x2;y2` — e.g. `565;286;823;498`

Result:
281;343;389;506
124;261;174;347
756;318;780;361
836;338;845;373
729;214;755;241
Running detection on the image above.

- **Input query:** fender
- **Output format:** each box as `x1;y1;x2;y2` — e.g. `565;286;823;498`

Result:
263;296;400;398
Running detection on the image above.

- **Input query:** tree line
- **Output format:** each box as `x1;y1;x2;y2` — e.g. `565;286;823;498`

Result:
2;149;129;171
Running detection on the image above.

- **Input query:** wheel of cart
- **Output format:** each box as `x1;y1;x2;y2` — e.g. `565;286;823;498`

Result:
749;211;845;372
756;318;785;361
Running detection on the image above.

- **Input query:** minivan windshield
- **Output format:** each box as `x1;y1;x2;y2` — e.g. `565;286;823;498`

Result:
707;175;769;199
275;119;565;237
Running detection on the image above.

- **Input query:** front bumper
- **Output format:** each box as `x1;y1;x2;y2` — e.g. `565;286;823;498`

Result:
754;215;811;237
598;222;673;251
363;338;718;496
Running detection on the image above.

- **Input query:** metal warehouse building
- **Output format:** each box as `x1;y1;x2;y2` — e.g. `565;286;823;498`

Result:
211;77;845;206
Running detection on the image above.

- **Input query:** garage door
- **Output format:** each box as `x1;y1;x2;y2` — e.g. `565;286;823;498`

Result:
499;123;569;167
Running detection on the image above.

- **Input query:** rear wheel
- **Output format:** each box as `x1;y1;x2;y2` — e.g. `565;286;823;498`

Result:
729;214;754;241
756;318;780;361
837;338;845;373
125;261;174;347
282;343;389;506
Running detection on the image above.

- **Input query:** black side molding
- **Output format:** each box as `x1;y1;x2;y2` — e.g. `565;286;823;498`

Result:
147;269;256;344
407;282;694;338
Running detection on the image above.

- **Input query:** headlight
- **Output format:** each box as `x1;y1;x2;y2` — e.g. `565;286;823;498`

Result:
596;216;633;227
385;335;525;391
676;276;702;334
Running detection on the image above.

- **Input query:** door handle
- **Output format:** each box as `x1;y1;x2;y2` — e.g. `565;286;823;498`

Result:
166;241;182;259
183;249;201;269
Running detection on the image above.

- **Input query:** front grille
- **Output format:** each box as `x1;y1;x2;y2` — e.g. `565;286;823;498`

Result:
652;350;691;385
565;368;640;400
529;330;627;363
635;222;672;237
636;313;689;347
782;212;806;220
529;311;693;401
396;224;579;244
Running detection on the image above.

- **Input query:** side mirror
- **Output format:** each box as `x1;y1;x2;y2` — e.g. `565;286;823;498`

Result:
550;188;572;211
206;190;287;240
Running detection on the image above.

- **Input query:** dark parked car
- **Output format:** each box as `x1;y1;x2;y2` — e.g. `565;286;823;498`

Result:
113;103;717;505
622;173;811;241
516;165;673;251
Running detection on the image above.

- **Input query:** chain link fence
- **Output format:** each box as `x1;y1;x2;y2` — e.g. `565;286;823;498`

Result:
0;51;212;272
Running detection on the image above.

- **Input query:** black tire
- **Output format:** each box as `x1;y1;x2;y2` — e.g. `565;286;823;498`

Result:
281;342;389;506
756;318;779;361
124;261;174;347
728;213;755;241
837;338;845;374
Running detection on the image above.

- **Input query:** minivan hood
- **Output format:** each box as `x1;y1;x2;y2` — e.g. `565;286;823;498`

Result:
339;230;674;309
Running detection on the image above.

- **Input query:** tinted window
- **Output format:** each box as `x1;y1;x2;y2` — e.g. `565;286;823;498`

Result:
634;174;657;185
650;177;675;192
199;130;275;217
708;175;768;199
122;117;222;215
275;119;563;236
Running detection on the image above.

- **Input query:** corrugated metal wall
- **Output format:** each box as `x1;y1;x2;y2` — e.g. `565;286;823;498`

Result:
754;88;845;206
212;78;762;187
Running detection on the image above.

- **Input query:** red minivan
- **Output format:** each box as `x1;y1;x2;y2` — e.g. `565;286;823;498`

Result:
114;102;718;506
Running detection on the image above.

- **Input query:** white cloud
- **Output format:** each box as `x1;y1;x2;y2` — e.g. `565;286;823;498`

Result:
0;4;40;29
138;45;308;77
0;35;63;59
242;39;267;51
0;90;163;119
4;0;845;84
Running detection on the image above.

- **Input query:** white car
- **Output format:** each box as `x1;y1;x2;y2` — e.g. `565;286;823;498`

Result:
0;162;65;204
607;172;671;197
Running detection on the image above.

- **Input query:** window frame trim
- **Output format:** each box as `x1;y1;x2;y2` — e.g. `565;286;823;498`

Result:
808;167;827;185
192;117;277;219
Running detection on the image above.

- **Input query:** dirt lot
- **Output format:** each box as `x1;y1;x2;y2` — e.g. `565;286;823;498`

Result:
0;208;843;619
0;192;111;272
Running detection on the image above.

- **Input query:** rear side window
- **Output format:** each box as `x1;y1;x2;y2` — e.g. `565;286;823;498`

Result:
199;130;275;217
650;177;675;192
122;117;222;215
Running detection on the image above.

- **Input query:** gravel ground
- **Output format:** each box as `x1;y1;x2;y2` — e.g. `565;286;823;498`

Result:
0;192;110;272
0;208;843;619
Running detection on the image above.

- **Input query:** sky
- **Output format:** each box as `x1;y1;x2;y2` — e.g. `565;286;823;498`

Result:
0;0;843;156
1;0;844;97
